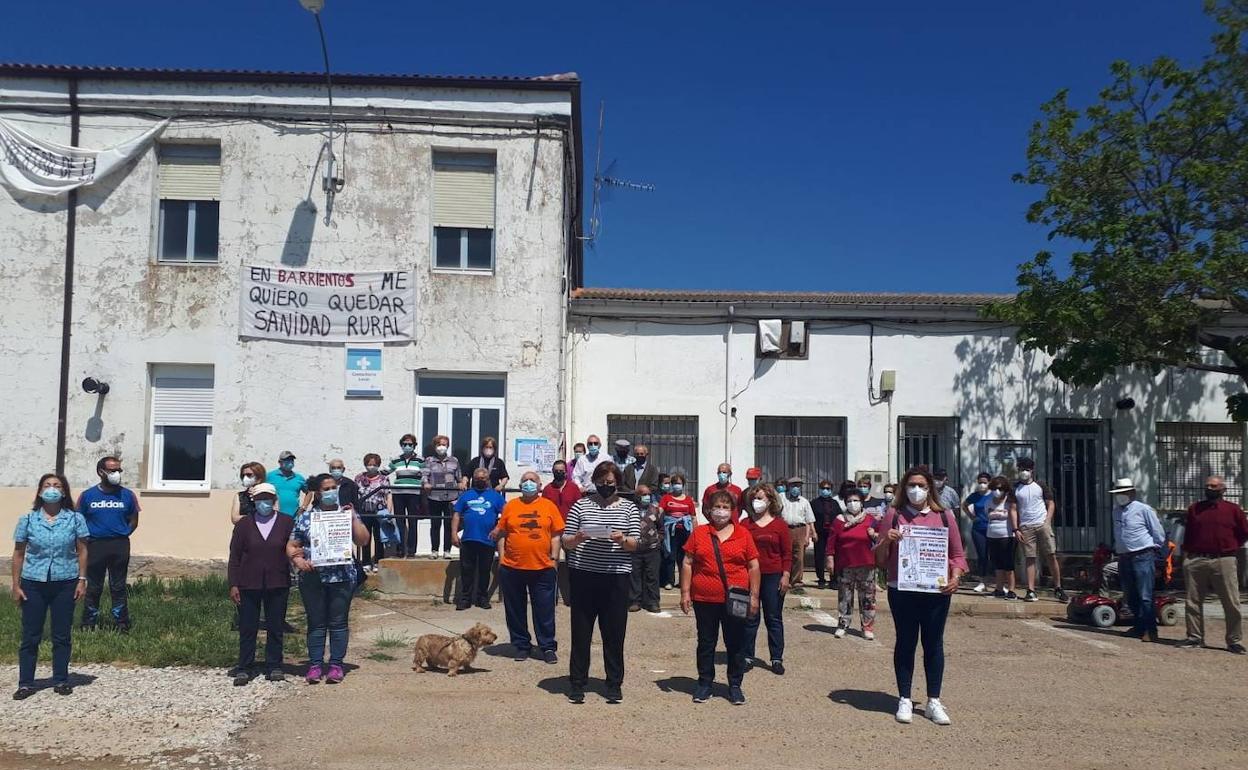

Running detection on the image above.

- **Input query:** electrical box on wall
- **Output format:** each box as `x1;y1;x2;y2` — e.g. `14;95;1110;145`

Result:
855;470;889;490
880;369;896;395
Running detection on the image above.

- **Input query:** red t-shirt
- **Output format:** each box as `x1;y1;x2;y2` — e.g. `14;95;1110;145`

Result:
542;481;582;518
701;483;743;512
742;516;792;575
659;494;698;526
827;516;878;570
683;523;759;603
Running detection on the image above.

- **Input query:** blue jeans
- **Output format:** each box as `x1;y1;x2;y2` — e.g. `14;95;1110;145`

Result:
888;587;951;699
1118;551;1156;634
19;578;77;688
299;572;353;667
498;566;557;653
744;572;784;662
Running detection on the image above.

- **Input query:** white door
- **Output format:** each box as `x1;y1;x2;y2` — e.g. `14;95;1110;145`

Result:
414;374;506;469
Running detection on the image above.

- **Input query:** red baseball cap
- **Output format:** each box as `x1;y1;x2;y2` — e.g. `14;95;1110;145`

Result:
745;467;763;479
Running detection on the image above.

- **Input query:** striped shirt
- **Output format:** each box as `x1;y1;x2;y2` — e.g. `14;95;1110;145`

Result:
389;456;424;488
565;496;641;574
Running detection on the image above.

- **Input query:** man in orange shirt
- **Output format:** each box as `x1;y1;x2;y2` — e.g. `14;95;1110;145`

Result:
492;471;565;663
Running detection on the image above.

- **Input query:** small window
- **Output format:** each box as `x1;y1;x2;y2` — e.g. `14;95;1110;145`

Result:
148;364;214;490
432;151;495;272
1156;422;1244;510
755;416;846;485
157;144;220;263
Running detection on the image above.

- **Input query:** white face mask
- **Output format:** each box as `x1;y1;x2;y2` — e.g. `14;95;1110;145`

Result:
1019;470;1033;483
751;498;768;514
105;470;123;485
935;479;945;489
977;482;989;493
435;445;448;457
992;489;1006;499
847;500;863;514
483;448;495;458
906;485;928;505
884;492;895;503
1114;493;1132;507
241;475;256;488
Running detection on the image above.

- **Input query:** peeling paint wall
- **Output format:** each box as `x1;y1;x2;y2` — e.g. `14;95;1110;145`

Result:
0;76;571;558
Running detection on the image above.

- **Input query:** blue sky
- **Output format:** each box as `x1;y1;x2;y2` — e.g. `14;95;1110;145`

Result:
4;1;1216;291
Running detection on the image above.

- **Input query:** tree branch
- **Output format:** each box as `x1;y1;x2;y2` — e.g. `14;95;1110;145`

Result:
1144;356;1244;375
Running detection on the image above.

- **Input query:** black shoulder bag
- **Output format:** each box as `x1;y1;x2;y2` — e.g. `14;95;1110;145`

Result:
710;532;752;619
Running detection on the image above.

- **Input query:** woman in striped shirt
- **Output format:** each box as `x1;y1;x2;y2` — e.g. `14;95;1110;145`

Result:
560;462;641;704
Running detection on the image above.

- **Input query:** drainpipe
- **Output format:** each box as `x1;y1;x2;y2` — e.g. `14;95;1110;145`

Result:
55;78;80;475
724;305;735;464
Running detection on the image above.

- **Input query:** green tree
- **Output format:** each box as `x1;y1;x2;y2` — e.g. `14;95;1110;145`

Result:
990;1;1248;420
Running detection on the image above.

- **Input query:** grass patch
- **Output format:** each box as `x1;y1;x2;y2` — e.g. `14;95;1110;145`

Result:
373;631;408;649
0;576;305;668
365;652;396;662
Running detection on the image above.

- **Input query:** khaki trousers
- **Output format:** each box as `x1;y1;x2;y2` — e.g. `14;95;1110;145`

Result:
789;526;809;585
1183;555;1243;646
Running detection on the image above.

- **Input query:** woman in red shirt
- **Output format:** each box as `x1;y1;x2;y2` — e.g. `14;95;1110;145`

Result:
680;490;760;706
741;484;791;674
826;489;879;640
659;473;698;589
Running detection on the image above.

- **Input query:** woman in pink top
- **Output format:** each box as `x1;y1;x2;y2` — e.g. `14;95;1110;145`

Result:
873;467;968;727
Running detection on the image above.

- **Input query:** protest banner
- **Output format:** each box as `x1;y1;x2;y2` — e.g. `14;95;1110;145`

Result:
239;265;414;343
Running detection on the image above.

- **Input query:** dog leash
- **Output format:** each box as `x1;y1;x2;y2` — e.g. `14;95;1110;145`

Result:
359;595;476;643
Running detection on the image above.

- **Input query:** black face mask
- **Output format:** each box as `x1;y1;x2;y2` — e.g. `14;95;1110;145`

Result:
596;484;617;498
635;456;647;465
473;480;489;491
1205;489;1224;501
553;471;567;482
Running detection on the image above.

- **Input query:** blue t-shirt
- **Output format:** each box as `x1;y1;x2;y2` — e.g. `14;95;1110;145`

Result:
77;485;139;538
453;489;504;545
966;491;991;532
266;469;306;517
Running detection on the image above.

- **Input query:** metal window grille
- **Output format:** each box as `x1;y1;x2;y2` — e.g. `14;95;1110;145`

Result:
607;415;699;490
754;417;847;486
1155;422;1245;511
897;417;960;483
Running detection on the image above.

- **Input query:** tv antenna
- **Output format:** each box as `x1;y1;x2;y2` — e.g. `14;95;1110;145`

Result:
583;100;654;247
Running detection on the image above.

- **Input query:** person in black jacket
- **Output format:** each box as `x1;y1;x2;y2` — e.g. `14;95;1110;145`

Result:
622;444;659;500
228;483;295;686
810;480;845;589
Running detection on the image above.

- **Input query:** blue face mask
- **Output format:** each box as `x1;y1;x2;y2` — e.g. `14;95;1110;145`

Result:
661;484;672;493
330;469;344;480
818;488;833;498
40;487;63;504
857;486;871;497
321;490;339;506
788;487;801;499
254;499;276;517
640;494;652;506
520;480;539;495
671;484;684;494
717;472;730;484
587;445;600;458
775;485;787;495
280;460;294;471
401;444;415;455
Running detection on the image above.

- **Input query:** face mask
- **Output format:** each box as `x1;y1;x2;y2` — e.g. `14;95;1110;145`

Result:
40;487;63;504
321;490;339;506
105;470;123;485
616;449;629;459
818;488;833;499
574;452;585;461
671;484;683;494
992;489;1006;499
401;444;415;455
483;448;495;458
635;456;647;465
775;485;787;495
717;472;730;484
857;486;871;497
747;478;759;488
884;492;895;504
709;509;732;527
587;445;600;458
553;470;567;482
1205;489;1223;501
977;482;989;493
330;469;344;480
1114;494;1131;507
366;465;380;474
595;483;617;498
847;501;863;514
241;475;256;488
787;487;801;499
473;479;489;491
435;445;448;457
280;461;294;472
661;484;672;493
935;479;945;489
1019;470;1033;483
751;498;768;514
520;480;539;495
906;485;928;505
639;494;652;506
254;499;275;517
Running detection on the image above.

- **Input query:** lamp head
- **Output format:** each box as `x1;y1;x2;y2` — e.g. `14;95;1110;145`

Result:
299;0;325;13
82;377;110;396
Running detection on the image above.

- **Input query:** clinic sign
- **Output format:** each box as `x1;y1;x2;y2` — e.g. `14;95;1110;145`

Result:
239;266;414;343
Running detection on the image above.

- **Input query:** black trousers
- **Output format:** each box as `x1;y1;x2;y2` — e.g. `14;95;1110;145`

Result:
629;549;662;610
357;514;385;565
83;536;130;627
813;525;830;583
457;540;495;607
694;601;747;687
237;587;289;672
392;493;423;556
568;568;630;690
425;499;453;554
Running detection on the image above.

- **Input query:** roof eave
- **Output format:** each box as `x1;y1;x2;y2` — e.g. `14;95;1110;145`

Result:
568;297;998;323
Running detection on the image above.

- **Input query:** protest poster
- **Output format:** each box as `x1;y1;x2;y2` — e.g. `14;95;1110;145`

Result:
307;508;355;568
239;265;414;343
896;524;949;593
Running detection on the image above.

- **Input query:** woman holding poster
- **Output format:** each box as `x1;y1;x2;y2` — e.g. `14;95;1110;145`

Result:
874;467;967;727
287;475;371;685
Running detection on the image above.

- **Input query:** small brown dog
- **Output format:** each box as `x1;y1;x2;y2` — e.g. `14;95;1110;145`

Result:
411;623;498;676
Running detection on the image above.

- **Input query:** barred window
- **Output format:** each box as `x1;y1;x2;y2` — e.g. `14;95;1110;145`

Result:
755;417;847;487
1155;422;1245;511
607;415;699;490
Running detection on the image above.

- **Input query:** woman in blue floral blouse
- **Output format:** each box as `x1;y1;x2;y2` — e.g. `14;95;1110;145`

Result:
287;474;371;684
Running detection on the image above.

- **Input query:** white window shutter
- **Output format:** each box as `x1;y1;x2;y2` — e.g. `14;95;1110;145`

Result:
152;375;215;427
159;144;221;201
433;153;495;229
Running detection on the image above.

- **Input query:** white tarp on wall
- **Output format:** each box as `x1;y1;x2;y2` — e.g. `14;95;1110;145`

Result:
0;117;169;196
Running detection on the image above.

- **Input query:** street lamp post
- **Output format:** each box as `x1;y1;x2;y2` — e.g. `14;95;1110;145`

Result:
299;0;343;223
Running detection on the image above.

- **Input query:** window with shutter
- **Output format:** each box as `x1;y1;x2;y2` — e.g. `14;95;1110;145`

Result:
157;144;221;263
148;364;214;489
432;151;496;271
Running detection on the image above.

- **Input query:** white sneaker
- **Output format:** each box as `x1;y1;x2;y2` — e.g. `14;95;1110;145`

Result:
864;630;875;641
926;698;951;725
833;626;846;639
895;697;913;724
973;583;986;593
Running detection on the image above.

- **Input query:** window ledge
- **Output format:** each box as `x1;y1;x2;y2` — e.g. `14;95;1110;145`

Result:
140;488;214;497
154;260;220;267
432;268;495;277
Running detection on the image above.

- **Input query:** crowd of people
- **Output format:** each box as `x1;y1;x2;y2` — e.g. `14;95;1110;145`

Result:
12;437;1247;724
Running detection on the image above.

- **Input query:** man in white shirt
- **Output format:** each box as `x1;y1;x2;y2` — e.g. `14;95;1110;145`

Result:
1010;457;1068;603
781;477;816;589
571;434;612;492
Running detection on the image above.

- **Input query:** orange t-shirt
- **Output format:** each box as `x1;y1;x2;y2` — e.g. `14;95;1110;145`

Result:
496;496;565;571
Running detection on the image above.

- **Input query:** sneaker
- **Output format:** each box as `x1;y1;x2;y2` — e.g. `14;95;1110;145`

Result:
817;580;827;589
305;665;323;684
266;671;286;682
973;583;986;594
326;664;345;684
992;588;1006;598
628;603;641;613
604;686;623;704
12;687;36;701
1177;638;1204;649
663;584;674;591
1053;587;1069;603
864;630;876;641
833;626;846;639
53;684;73;696
442;551;452;560
1229;643;1247;655
513;648;531;662
543;650;558;665
1024;590;1038;602
692;683;712;703
728;686;746;705
233;671;252;687
895;697;913;724
926;698;951;726
1005;591;1019;601
567;689;585;704
475;601;492;610
771;660;785;675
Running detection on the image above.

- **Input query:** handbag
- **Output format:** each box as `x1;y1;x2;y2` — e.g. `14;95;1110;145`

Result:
710;531;752;619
